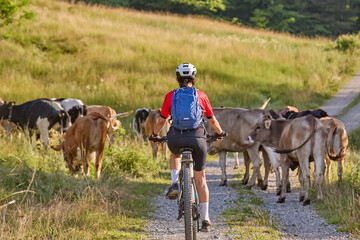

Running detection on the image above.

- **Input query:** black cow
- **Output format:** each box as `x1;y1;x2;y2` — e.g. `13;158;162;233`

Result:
132;108;150;141
51;98;86;124
0;99;71;150
284;109;329;119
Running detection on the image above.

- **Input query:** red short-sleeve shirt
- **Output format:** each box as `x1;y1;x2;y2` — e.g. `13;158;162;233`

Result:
160;88;214;119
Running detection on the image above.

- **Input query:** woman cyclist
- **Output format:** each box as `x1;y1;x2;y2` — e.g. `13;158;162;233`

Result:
150;63;224;232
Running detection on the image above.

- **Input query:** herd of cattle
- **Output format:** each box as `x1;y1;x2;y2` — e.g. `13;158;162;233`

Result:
0;97;348;205
133;101;348;206
0;97;132;179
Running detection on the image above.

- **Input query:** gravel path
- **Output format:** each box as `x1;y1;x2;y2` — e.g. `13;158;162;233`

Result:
322;71;360;133
147;71;360;239
321;71;360;118
253;167;353;240
147;158;238;239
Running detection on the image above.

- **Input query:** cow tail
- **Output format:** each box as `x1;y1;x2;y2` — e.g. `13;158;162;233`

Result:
327;127;347;161
60;113;64;135
276;116;317;154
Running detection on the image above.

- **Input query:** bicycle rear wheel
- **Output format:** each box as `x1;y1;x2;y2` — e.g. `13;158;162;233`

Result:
183;166;194;240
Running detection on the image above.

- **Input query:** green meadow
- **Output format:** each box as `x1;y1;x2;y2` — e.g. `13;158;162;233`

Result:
0;0;359;238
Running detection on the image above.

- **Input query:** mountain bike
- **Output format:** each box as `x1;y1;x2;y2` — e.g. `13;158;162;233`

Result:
152;132;225;240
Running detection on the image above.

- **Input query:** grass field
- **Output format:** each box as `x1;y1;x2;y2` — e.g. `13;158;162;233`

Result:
0;0;359;238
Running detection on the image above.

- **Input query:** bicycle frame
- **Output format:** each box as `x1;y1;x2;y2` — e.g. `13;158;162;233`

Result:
177;150;200;239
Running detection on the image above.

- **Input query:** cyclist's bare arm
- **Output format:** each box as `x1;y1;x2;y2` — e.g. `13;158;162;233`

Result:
153;117;167;135
208;116;223;134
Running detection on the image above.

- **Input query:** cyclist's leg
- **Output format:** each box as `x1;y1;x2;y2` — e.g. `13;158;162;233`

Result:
167;137;182;199
170;152;181;187
194;170;209;203
192;137;212;230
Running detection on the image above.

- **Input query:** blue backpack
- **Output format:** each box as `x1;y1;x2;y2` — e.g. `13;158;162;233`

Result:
171;87;202;130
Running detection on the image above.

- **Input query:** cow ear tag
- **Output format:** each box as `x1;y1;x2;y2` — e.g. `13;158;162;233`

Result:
264;119;271;129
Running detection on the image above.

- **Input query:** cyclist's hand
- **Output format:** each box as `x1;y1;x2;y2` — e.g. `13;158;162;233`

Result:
149;131;159;143
214;132;226;141
207;132;226;143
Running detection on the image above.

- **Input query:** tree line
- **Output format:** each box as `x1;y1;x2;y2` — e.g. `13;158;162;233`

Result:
73;0;360;37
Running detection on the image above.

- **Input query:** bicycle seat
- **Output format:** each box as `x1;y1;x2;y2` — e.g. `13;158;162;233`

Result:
179;147;194;152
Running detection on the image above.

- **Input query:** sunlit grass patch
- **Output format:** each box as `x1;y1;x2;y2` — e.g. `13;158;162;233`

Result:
0;133;169;239
222;173;281;239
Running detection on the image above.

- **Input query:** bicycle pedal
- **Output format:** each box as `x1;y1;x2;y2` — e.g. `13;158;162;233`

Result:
168;194;178;200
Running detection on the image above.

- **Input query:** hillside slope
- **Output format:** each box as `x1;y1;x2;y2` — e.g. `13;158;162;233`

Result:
0;0;358;116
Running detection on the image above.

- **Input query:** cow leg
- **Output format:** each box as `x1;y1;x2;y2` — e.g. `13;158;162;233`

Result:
36;117;50;150
263;146;281;194
298;167;305;202
337;160;343;182
81;150;90;177
278;155;289;203
325;156;331;183
95;150;104;179
246;143;262;189
162;143;167;160
233;152;239;169
151;142;158;159
299;156;311;205
261;149;271;191
219;151;227;186
314;155;325;201
241;151;250;185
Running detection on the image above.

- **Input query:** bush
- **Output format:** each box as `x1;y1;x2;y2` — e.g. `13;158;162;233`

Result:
0;0;34;27
335;33;360;53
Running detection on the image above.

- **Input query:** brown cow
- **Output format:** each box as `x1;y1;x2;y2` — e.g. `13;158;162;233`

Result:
248;114;329;205
86;105;132;144
144;109;169;159
52;112;110;178
321;117;348;182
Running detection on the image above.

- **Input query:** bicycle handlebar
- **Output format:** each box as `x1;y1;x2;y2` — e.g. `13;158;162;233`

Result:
149;132;227;144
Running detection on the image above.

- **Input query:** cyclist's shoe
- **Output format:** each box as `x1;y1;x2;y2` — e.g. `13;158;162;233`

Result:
165;183;179;200
200;220;212;232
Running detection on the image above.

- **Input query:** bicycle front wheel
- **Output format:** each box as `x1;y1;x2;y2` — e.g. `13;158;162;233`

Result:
183;166;195;240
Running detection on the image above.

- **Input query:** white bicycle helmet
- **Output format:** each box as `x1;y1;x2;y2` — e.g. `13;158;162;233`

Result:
176;63;197;81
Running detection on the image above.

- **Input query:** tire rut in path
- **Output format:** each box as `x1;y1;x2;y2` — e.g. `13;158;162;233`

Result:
147;158;238;239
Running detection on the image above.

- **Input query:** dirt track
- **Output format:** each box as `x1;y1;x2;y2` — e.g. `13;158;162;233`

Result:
147;71;360;239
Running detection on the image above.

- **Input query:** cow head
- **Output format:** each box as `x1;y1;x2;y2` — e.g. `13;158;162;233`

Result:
52;142;81;174
0;101;15;120
248;114;273;146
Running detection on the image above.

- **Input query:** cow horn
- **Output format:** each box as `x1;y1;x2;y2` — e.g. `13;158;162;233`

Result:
110;110;133;120
259;98;271;110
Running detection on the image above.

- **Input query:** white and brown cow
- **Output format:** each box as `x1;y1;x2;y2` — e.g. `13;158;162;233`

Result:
86;105;132;145
52;112;110;178
248;114;329;205
144;109;169;160
0;99;71;150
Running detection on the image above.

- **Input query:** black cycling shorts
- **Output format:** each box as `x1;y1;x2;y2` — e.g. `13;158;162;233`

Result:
167;126;207;171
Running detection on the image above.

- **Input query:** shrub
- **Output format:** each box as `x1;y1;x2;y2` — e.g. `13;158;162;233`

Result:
0;0;34;27
335;33;360;53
